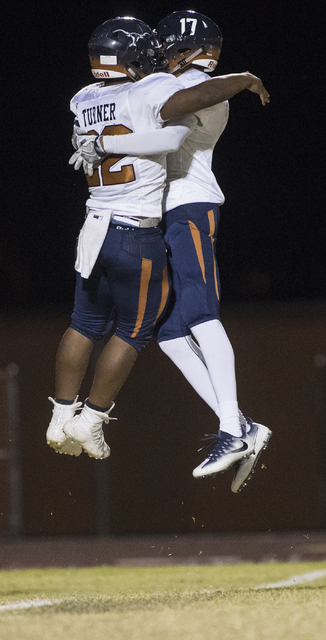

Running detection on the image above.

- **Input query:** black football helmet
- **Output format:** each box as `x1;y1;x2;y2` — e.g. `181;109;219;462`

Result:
88;17;161;81
156;10;222;74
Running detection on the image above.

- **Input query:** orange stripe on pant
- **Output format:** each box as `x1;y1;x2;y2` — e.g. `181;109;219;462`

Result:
207;209;220;300
131;258;152;338
188;220;206;283
155;265;169;323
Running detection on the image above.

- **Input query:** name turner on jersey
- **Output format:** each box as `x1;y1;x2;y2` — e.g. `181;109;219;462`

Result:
81;103;116;127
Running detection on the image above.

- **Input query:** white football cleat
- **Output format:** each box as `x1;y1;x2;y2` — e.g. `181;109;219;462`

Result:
192;424;255;479
231;421;272;493
63;402;116;459
47;397;83;456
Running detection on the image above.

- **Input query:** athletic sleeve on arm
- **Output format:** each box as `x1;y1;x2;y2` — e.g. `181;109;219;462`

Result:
99;115;197;156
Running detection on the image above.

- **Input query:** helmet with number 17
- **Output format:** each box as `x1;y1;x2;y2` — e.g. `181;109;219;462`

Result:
156;10;222;75
88;17;161;82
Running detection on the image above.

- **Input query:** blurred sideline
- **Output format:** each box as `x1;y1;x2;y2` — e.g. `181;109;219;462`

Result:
1;531;326;569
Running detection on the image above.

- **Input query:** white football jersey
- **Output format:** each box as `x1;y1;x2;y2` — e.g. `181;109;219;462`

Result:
70;73;183;218
163;69;229;212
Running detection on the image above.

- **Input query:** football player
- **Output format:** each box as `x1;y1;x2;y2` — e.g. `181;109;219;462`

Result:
46;17;193;459
156;11;273;491
48;15;269;464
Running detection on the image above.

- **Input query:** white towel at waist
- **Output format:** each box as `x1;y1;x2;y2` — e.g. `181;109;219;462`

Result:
75;208;112;279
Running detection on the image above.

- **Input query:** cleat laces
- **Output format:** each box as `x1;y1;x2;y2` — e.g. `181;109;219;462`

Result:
198;429;247;463
199;432;237;461
48;397;82;424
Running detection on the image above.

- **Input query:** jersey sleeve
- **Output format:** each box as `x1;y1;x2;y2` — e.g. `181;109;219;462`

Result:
70;94;78;116
70;83;101;116
178;70;229;137
70;86;88;115
129;73;185;130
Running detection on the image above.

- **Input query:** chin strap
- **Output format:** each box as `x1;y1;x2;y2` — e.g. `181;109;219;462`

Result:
171;47;204;74
127;66;141;81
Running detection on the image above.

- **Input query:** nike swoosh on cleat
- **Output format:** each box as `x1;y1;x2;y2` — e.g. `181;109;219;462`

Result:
202;441;249;467
232;441;249;453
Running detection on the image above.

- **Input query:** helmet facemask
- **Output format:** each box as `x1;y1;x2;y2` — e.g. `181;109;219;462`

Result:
163;37;221;74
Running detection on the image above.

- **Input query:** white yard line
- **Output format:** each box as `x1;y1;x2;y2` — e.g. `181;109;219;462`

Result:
254;569;326;589
0;598;61;611
1;569;326;610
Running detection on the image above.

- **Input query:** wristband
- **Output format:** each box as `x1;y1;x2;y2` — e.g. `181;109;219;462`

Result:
94;136;107;157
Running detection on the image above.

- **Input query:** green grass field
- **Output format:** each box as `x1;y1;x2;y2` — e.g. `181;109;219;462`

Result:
1;561;326;639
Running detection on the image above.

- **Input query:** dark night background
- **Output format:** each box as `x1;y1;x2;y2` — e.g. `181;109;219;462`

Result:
1;1;326;539
2;0;325;312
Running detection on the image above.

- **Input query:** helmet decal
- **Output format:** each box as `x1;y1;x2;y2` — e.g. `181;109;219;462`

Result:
111;28;153;47
100;55;118;65
180;16;198;35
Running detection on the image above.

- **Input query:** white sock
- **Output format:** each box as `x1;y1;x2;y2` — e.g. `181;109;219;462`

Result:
159;322;244;437
159;337;219;415
191;320;242;437
219;401;242;437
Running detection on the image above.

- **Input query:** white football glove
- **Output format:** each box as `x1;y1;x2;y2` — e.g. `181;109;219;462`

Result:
69;136;105;177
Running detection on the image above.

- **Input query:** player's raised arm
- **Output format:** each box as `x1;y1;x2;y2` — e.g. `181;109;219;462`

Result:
160;72;270;121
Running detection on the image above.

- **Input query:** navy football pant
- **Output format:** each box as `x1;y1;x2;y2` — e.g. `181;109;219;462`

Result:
157;202;220;342
71;226;169;351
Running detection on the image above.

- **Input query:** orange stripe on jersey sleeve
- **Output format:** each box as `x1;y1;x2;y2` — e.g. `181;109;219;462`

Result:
188;220;206;283
131;258;152;338
207;209;220;300
155;265;169;323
